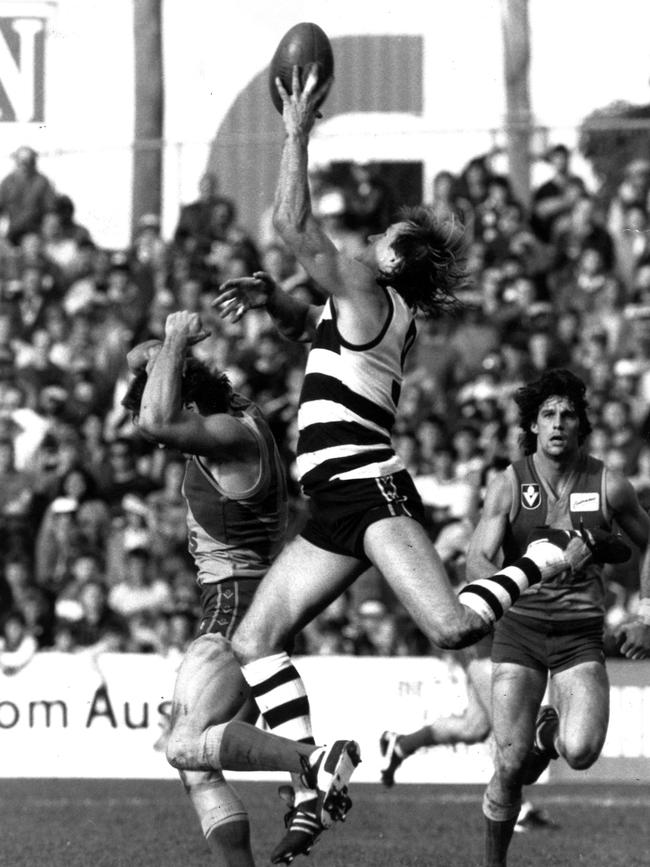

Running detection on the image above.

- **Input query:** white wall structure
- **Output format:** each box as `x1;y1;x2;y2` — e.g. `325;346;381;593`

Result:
1;653;648;782
0;0;648;246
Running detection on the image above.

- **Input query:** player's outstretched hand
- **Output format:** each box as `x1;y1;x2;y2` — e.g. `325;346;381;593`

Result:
614;617;650;660
276;63;333;136
213;271;277;323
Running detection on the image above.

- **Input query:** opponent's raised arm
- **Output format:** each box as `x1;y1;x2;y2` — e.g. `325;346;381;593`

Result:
212;270;321;342
136;311;253;458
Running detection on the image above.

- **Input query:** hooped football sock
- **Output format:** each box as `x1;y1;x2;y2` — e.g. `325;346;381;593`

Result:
241;652;313;741
240;652;316;804
459;557;540;624
483;791;521;867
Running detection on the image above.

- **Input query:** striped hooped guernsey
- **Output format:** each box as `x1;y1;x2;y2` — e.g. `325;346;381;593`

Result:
182;395;288;586
296;286;417;495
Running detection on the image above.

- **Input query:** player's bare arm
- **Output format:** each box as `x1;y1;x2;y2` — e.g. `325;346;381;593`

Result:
465;471;512;581
606;470;650;659
127;329;211;373
213;270;322;342
137;311;258;463
273;65;386;323
126;338;163;373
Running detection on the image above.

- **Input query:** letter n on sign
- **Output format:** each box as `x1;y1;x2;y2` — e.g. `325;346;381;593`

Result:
0;16;45;122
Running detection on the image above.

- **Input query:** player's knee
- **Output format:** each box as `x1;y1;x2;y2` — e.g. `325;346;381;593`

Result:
193;631;231;663
494;743;530;782
166;728;195;770
435;621;473;650
230;627;256;664
231;622;280;664
462;716;492;744
434;611;490;650
561;739;600;771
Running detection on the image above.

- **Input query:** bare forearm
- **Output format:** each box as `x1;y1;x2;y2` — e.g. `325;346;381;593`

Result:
139;334;186;429
273;131;313;240
466;550;500;583
638;547;650;601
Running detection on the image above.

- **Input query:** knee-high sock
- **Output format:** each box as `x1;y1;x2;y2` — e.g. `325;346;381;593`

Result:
459;536;583;624
181;770;255;867
240;651;316;804
483;790;521;867
458;557;541;624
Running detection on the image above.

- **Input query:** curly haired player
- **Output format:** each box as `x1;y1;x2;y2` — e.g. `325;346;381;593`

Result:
462;368;650;867
122;314;360;867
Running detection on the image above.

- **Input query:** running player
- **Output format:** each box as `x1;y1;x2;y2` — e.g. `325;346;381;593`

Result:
212;66;594;858
122;312;359;867
464;368;650;867
378;636;555;832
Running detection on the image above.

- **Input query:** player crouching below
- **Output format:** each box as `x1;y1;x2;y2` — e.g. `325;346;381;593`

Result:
122;313;360;867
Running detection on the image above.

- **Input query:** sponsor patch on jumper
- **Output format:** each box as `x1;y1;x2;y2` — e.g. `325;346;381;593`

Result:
521;483;541;510
570;492;600;512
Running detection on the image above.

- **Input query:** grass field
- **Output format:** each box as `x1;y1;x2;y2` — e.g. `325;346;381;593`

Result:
1;779;649;867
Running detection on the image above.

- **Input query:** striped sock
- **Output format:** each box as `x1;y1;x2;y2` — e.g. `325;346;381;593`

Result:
458;557;541;624
240;651;316;805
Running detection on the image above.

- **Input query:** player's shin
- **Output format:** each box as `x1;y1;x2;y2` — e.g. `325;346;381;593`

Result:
200;720;313;773
181;770;255;867
483;790;521;867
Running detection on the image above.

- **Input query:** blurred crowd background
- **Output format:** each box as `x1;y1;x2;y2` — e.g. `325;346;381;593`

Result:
1;141;650;673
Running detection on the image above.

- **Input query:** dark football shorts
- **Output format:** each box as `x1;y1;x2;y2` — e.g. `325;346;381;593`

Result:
197;578;260;640
300;469;426;561
492;610;605;673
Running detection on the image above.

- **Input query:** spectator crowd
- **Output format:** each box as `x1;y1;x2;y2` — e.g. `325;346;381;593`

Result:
1;142;650;671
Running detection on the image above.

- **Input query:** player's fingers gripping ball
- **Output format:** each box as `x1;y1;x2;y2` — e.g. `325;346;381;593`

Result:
269;22;334;114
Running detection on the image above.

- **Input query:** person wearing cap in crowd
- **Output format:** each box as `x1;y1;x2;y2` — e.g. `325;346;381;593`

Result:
0;146;57;245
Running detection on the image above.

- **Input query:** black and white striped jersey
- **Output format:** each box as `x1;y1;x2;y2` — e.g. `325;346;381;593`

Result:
296;285;417;494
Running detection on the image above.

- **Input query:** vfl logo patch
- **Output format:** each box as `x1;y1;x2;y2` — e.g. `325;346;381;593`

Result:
570;492;600;512
521;484;541;510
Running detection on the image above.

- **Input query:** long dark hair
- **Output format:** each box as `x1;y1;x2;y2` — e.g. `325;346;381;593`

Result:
376;206;468;317
121;358;233;417
515;368;592;455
